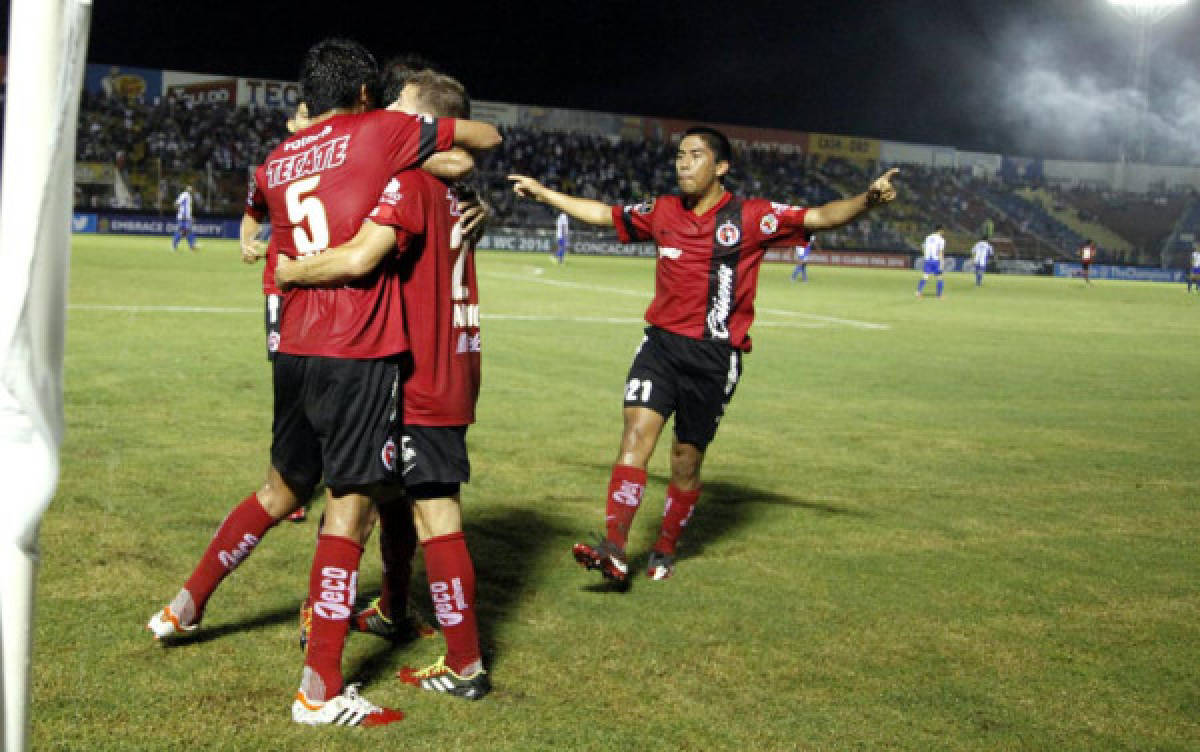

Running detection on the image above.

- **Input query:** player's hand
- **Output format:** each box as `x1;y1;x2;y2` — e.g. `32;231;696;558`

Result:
866;168;899;206
275;255;296;289
508;174;548;202
459;198;492;244
241;241;266;264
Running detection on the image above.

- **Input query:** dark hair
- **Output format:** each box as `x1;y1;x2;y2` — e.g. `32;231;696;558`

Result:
682;126;733;166
403;70;470;119
379;53;443;105
935;224;945;231
299;38;379;117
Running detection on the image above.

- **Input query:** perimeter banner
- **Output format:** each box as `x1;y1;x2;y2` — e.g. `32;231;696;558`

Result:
1054;263;1185;283
807;133;880;161
766;249;911;268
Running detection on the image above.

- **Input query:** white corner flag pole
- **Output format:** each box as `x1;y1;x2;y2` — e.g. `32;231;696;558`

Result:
0;1;91;751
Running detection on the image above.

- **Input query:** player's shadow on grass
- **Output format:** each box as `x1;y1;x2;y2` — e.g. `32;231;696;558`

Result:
156;603;300;647
661;479;863;568
576;470;863;592
346;505;571;686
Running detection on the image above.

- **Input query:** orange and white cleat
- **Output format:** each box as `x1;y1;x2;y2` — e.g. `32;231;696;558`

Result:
146;605;198;641
291;684;404;727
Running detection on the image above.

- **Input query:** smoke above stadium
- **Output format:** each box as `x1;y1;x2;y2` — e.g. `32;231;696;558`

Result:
996;7;1200;164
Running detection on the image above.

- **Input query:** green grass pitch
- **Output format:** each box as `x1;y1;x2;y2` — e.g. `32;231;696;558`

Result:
33;234;1200;750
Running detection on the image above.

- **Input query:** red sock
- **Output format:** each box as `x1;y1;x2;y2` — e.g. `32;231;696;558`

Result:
377;501;416;621
604;464;647;548
654;484;701;554
422;532;480;675
182;493;277;621
303;534;363;701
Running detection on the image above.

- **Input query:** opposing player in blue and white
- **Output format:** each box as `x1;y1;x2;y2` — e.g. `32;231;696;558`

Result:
172;184;198;252
791;234;814;282
1188;242;1200;294
554;210;569;264
916;224;945;298
971;236;993;287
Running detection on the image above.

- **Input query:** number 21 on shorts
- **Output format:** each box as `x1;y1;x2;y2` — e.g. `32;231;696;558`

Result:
625;378;652;403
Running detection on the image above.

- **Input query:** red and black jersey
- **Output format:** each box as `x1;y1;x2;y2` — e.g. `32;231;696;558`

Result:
370;171;480;426
247;110;455;359
611;192;808;351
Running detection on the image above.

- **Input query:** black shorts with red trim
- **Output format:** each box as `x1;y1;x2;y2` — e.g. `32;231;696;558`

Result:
622;326;743;450
400;424;470;495
270;353;407;492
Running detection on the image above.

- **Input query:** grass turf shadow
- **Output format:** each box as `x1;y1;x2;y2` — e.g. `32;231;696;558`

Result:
154;602;301;647
345;504;572;685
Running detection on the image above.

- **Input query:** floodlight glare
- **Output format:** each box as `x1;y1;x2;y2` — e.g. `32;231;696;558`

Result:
1108;0;1188;19
1106;0;1187;163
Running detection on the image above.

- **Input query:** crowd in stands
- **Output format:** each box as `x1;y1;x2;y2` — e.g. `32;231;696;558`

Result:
74;90;287;213
61;85;1196;262
476;127;911;250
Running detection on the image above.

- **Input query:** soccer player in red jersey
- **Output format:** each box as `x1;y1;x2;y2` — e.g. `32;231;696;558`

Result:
147;38;500;727
1079;238;1097;285
276;69;489;701
509;127;897;585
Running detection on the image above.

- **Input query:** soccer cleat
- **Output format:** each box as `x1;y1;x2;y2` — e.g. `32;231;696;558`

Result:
397;656;491;701
572;539;629;584
146;605;198;640
351;597;436;642
646;550;676;581
291;684;404;727
285;506;307;522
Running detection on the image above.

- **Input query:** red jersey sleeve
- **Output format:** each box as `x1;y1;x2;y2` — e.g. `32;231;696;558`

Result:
377;111;456;175
367;171;425;251
611;199;656;243
245;166;268;221
761;201;809;246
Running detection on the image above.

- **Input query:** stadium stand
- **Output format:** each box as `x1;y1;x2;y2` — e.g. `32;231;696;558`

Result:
50;76;1200;263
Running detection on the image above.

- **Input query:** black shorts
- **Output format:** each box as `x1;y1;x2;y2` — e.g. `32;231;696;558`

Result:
401;424;470;494
270;353;406;493
623;326;743;450
264;294;281;362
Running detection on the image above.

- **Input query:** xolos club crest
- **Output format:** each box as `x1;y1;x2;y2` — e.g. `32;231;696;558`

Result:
716;220;740;247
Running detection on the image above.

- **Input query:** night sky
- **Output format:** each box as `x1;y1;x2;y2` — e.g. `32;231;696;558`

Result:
6;0;1200;161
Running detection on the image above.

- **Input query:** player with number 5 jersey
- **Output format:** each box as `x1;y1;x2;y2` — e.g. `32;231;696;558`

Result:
275;68;491;701
509;126;899;586
148;38;500;729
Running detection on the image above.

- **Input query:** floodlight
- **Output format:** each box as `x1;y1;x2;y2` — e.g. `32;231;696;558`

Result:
1108;0;1188;20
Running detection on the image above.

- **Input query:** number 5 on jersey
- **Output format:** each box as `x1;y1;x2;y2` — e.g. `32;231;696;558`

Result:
286;175;329;256
625;378;652;403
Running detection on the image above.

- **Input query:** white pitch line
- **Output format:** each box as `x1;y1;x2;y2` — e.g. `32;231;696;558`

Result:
68;305;827;329
483;270;647;299
757;307;890;330
70;304;258;313
483;270;891;330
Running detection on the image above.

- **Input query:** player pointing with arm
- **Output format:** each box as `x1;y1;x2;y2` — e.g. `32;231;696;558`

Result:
510;127;897;585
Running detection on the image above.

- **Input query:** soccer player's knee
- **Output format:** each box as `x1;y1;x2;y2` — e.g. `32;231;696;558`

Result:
669;445;703;487
410;486;462;541
321;492;374;543
257;477;307;520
